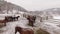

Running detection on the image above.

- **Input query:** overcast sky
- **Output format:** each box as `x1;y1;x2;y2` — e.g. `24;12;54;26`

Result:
5;0;60;11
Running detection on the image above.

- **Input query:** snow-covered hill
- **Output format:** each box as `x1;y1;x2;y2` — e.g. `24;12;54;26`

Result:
0;0;27;14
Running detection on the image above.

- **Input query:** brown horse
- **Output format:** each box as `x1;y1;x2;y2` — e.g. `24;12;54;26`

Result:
27;15;36;27
5;16;13;21
12;16;20;21
0;16;15;28
5;16;20;21
15;27;34;34
0;17;10;28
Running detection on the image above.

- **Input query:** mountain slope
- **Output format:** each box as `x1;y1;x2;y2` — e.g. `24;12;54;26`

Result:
0;1;27;14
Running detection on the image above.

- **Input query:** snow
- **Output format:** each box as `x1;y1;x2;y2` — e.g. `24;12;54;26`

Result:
0;17;30;34
0;14;13;16
16;32;20;34
1;14;60;34
40;20;60;34
53;15;60;19
34;15;60;34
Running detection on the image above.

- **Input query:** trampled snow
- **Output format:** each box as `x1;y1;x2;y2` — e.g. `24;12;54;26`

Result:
0;14;60;34
0;17;30;34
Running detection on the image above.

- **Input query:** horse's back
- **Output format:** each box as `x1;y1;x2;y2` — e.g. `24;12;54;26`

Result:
0;20;7;23
15;26;34;34
21;28;34;34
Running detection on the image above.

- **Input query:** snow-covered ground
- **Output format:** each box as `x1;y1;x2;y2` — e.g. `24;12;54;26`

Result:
40;19;60;34
0;16;32;34
53;16;60;19
34;16;60;34
0;14;60;34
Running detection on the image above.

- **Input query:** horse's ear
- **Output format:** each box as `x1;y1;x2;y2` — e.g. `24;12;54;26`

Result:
18;16;20;17
17;16;19;17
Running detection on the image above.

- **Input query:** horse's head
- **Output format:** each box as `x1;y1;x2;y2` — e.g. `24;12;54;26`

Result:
17;16;20;18
15;26;22;33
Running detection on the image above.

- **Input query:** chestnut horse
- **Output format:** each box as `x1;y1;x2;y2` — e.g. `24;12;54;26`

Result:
0;16;10;27
15;27;34;34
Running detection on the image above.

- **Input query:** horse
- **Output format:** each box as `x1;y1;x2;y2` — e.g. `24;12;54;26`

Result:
15;27;34;34
12;16;20;21
0;15;19;28
5;16;13;21
27;15;36;27
0;20;7;28
5;16;20;21
0;16;11;28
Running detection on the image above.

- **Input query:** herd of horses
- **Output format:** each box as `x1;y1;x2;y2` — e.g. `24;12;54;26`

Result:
0;16;20;27
0;15;36;34
15;15;36;34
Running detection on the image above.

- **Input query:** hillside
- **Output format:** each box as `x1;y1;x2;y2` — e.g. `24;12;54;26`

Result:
0;1;27;14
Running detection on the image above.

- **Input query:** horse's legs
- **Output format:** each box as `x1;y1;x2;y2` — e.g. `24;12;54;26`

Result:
4;23;6;26
30;21;35;27
15;27;18;34
15;29;17;34
15;27;22;34
14;17;17;21
31;22;34;27
17;18;18;21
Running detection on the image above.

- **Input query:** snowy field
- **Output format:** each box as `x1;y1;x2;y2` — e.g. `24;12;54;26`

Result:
53;16;60;19
0;16;31;34
40;22;60;34
0;14;60;34
34;16;60;34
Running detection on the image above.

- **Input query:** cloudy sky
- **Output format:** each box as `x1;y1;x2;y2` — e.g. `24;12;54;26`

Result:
5;0;60;11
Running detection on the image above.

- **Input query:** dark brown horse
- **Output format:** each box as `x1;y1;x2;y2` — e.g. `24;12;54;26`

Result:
0;20;7;27
12;16;20;21
0;16;10;28
27;15;36;27
5;16;13;21
5;16;20;21
0;16;19;28
15;27;34;34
